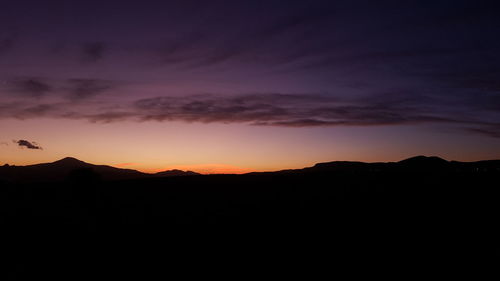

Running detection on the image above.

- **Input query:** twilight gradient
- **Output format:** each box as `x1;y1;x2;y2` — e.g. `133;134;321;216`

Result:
1;1;500;173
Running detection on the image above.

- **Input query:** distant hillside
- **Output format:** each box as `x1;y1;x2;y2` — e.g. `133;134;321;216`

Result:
249;155;500;175
154;169;200;177
0;157;199;183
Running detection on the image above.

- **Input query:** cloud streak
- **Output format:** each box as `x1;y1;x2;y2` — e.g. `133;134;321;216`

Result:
131;93;451;127
2;77;115;101
67;79;114;100
1;92;491;135
465;124;500;139
8;78;52;98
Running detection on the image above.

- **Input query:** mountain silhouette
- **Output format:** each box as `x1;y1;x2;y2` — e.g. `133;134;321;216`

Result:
251;155;500;175
0;157;199;182
1;155;499;183
397;155;449;169
154;169;200;177
52;157;88;166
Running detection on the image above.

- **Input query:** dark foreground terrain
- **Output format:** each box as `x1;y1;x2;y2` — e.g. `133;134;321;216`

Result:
2;156;499;278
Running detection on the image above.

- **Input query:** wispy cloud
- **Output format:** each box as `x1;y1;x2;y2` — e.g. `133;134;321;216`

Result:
2;77;116;101
465;124;500;139
67;79;114;100
0;92;494;131
131;93;458;127
0;90;498;140
8;78;52;98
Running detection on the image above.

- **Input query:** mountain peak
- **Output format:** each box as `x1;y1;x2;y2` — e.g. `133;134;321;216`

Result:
53;157;86;165
398;155;448;165
155;169;200;177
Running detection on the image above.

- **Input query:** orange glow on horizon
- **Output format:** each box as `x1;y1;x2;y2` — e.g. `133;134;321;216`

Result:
2;119;500;175
115;162;138;167
149;164;254;175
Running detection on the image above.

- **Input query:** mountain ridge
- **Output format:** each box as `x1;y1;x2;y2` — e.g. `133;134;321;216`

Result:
1;155;499;183
247;155;500;175
0;157;200;182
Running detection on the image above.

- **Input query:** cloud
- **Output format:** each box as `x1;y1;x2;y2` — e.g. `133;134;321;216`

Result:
9;78;52;97
0;102;63;119
0;91;497;138
130;93;459;127
464;123;500;139
14;140;43;150
2;77;116;101
191;8;335;67
143;2;497;70
0;92;491;130
81;42;106;62
148;4;338;68
67;79;114;100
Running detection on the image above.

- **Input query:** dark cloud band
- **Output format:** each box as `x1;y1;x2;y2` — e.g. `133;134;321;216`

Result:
1;92;498;138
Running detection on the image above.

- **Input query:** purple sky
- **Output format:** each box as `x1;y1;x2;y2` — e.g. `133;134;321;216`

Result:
1;0;500;171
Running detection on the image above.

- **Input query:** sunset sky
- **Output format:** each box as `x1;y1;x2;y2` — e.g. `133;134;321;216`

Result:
1;0;500;173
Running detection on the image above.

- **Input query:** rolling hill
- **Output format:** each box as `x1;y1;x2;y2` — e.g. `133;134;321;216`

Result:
0;157;199;182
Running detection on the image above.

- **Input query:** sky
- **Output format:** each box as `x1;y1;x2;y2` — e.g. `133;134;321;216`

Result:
1;0;500;173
